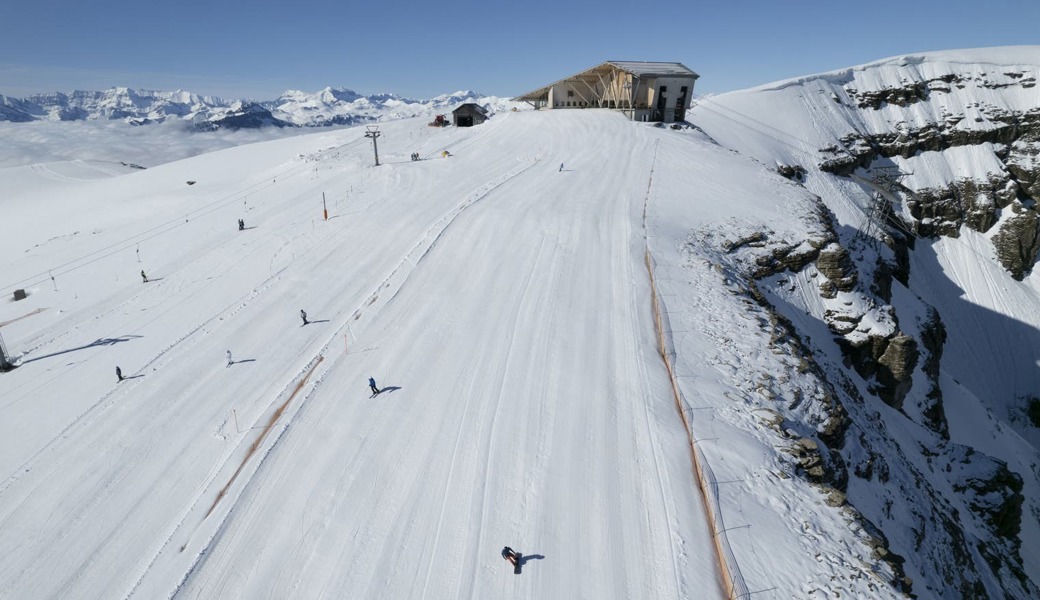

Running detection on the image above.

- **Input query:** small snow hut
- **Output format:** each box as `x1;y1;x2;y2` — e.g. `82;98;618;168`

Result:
452;103;489;127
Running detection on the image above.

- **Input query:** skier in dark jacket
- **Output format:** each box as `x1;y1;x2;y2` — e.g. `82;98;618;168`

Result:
501;546;519;566
369;377;380;395
140;270;148;283
116;366;124;382
300;309;308;325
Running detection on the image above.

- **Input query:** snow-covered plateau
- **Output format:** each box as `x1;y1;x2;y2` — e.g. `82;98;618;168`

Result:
1;47;1038;599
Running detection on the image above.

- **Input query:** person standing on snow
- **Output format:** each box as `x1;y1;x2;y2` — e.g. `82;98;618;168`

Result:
140;270;148;283
300;309;309;326
502;546;519;566
558;163;563;172
116;366;124;382
226;350;233;368
369;377;380;395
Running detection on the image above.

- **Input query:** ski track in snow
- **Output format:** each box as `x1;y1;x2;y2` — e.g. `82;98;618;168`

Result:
160;144;543;599
0;106;868;599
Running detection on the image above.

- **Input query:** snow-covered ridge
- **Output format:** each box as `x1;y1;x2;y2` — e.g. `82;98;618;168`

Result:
750;46;1040;93
689;46;1040;599
0;86;510;129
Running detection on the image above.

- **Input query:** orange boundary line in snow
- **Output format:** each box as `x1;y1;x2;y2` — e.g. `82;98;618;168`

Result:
0;307;48;328
206;355;324;518
645;249;739;599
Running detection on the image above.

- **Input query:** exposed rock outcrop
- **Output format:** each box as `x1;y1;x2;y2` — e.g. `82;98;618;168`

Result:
816;242;858;293
992;205;1040;280
916;308;948;437
1007;135;1040;198
837;331;918;409
904;174;1017;238
873;334;918;409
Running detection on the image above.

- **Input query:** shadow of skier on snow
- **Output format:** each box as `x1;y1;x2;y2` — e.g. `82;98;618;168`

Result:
21;335;143;364
513;552;545;574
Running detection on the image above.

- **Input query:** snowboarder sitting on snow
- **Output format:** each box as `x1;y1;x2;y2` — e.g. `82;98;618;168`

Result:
140;270;148;283
501;547;519;567
369;377;380;395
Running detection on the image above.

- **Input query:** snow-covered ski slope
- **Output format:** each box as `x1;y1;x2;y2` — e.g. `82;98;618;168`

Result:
2;109;904;599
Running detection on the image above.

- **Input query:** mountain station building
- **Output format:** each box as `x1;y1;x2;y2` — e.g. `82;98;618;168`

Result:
514;61;699;123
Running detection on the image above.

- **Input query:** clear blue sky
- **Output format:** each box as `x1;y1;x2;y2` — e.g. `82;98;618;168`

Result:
2;0;1037;100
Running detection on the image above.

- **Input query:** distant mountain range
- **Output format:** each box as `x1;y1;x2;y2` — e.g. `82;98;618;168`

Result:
0;87;503;129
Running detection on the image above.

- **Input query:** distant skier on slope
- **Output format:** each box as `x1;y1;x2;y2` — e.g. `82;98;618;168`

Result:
300;309;309;326
558;163;563;172
116;366;124;382
501;547;518;565
140;270;148;283
501;546;521;573
226;350;233;367
369;377;380;396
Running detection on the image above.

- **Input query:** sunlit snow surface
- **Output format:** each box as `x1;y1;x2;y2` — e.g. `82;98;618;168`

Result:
2;47;1039;600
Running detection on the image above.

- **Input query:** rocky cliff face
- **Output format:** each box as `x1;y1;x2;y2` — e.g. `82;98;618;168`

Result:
714;198;1033;598
689;49;1040;600
817;66;1040;280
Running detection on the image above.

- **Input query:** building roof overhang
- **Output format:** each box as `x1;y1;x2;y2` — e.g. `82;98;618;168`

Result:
513;61;698;102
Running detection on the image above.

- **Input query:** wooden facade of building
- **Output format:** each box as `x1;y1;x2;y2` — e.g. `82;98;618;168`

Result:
514;61;699;123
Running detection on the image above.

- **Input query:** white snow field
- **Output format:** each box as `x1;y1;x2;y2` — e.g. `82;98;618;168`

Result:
15;65;1039;594
0;110;802;600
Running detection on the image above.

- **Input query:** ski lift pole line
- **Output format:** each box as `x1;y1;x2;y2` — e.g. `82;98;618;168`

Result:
0;143;329;294
4;174;286;290
365;125;381;166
